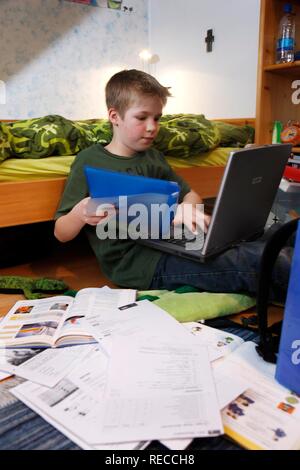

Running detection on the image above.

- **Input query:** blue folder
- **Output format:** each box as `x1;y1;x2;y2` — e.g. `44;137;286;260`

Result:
84;165;180;199
84;166;180;235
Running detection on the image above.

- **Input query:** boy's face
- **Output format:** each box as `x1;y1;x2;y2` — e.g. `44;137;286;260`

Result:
110;94;163;156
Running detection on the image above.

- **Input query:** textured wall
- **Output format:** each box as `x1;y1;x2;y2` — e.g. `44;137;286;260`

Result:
0;0;148;119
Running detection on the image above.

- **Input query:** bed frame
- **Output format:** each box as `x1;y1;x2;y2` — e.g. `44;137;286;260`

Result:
0;118;255;228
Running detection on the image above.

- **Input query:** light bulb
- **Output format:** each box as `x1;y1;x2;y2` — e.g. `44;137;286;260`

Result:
139;49;152;62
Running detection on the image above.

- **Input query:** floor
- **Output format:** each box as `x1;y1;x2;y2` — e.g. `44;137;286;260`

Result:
0;232;284;327
0;235;114;317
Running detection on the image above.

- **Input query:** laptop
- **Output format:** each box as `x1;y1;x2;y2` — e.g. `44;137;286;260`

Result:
138;144;292;262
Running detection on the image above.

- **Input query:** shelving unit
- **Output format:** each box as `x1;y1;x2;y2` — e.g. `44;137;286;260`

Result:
256;0;300;144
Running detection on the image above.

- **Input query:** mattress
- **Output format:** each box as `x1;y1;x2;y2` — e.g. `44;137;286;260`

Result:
0;148;235;182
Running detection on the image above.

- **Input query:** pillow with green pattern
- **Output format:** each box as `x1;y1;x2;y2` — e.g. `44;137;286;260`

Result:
153;114;220;158
0;122;12;162
7;115;102;159
75;118;112;144
214;121;255;147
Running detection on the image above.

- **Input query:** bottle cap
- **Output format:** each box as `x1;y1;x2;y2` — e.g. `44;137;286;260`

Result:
284;3;292;13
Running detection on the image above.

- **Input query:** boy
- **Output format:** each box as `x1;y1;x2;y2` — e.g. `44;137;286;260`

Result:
54;69;291;300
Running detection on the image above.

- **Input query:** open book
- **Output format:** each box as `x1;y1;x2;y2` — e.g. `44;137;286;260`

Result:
219;342;300;450
0;287;136;349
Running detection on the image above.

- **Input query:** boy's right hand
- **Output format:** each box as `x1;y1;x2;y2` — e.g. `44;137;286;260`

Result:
72;197;116;226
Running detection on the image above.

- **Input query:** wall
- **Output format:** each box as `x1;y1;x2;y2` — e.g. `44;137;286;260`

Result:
0;0;260;120
0;0;148;119
148;0;260;118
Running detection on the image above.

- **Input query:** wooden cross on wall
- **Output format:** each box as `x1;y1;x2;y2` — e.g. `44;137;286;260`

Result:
205;29;214;52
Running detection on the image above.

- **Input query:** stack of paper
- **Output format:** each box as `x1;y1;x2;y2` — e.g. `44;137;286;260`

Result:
4;287;291;450
0;291;253;450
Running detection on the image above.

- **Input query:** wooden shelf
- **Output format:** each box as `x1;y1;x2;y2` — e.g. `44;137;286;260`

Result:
292;147;300;153
264;61;300;76
255;0;300;144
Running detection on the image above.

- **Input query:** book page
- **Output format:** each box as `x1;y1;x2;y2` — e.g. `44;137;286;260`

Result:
0;345;92;387
0;296;74;348
220;342;300;450
56;287;136;346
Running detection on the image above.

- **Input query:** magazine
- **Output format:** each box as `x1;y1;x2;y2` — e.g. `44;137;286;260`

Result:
0;287;136;349
220;342;300;450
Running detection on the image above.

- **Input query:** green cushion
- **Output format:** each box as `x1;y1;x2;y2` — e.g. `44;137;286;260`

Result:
137;289;256;322
0;122;12;162
154;114;220;158
214;121;255;147
6;115;98;158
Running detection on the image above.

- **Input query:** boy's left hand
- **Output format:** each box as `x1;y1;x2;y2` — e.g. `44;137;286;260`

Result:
173;202;211;234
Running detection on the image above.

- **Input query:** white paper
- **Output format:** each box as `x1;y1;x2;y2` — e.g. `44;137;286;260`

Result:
0;345;92;387
84;299;190;347
160;359;250;451
12;383;148;450
182;322;244;362
67;345;108;396
99;335;223;443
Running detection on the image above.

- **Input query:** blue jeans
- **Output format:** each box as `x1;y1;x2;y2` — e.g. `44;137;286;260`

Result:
149;239;293;303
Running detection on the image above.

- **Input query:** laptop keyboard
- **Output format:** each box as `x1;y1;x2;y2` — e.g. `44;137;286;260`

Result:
162;227;205;248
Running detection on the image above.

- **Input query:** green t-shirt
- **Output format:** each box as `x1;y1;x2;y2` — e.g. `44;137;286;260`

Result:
55;144;190;289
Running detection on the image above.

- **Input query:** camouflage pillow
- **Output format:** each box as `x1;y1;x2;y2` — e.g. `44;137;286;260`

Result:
0;122;12;162
75;119;112;145
6;115;107;159
153;114;220;158
214;121;255;147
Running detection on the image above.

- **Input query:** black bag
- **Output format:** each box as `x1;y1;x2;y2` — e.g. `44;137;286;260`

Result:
256;218;299;363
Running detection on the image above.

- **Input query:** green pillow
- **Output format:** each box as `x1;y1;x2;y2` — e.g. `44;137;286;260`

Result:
75;118;112;144
214;121;255;148
7;115;95;158
137;290;256;322
154;114;220;158
0;122;12;162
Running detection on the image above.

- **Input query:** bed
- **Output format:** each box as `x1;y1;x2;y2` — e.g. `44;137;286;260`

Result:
0;117;255;228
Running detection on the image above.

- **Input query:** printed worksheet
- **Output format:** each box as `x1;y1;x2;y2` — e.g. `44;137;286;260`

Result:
99;335;223;443
84;299;190;347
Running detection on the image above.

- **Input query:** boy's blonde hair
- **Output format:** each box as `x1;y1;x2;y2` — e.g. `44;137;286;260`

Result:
105;69;171;117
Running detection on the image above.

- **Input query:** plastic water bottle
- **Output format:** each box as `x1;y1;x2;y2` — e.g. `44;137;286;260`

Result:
276;3;296;64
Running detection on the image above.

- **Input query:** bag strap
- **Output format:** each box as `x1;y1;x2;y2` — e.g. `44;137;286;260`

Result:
256;218;299;363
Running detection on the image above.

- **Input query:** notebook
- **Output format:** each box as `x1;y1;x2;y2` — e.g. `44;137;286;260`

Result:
139;144;292;262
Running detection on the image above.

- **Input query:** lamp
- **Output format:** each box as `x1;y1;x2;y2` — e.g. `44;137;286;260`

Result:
139;49;153;73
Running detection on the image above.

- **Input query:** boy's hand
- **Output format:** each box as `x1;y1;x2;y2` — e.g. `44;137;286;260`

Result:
173;202;211;234
72;197;116;226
